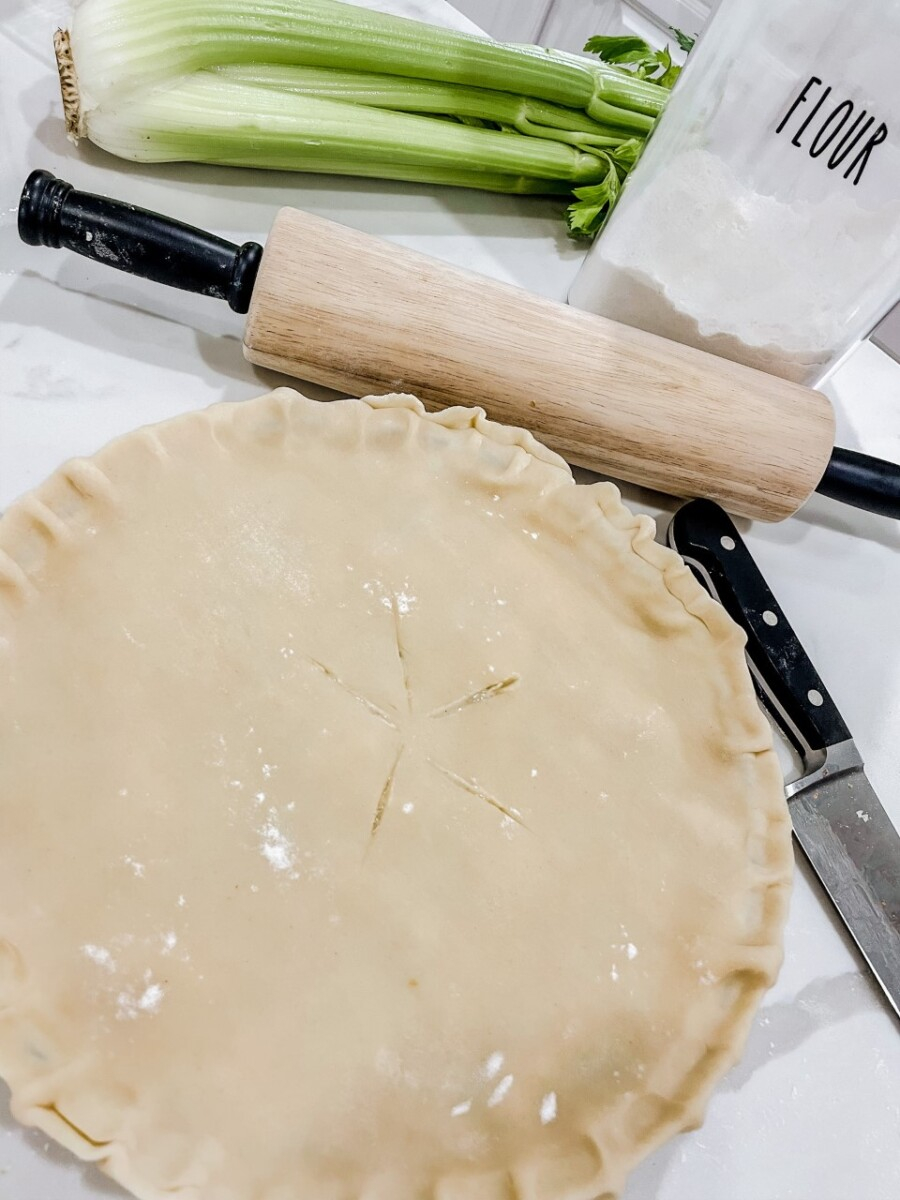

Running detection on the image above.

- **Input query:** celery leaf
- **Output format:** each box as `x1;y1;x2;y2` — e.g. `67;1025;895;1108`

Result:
565;154;620;240
583;35;656;67
670;27;697;53
584;34;681;89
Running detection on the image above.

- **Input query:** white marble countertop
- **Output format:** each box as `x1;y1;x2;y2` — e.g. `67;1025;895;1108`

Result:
2;2;899;1197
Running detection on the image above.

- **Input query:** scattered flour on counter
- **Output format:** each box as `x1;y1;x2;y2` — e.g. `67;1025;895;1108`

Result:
583;149;900;383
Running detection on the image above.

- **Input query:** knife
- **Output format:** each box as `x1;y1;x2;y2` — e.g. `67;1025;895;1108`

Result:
668;498;900;1019
16;169;900;525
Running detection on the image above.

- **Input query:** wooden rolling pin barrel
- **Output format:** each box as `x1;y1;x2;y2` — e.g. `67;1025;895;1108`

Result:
18;170;900;522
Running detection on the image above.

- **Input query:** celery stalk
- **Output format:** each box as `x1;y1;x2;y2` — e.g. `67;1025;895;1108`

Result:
65;0;659;137
211;65;630;150
527;47;668;116
70;0;600;107
85;74;610;190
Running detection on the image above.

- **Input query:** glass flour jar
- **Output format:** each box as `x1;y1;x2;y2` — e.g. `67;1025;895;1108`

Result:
568;0;900;386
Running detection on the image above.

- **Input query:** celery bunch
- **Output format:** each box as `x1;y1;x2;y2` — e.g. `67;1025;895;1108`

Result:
56;0;673;237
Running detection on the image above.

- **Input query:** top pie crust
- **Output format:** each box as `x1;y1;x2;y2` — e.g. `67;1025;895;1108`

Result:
0;390;792;1200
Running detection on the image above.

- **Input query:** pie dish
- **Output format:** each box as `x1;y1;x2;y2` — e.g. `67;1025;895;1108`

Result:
0;389;792;1200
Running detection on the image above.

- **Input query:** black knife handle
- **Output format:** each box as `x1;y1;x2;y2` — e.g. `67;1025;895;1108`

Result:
668;499;851;754
817;446;900;521
18;169;262;314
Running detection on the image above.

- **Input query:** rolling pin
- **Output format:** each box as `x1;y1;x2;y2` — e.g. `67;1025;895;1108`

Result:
18;170;900;523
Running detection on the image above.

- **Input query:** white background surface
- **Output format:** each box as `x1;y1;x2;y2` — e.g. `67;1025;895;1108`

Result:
449;0;713;52
1;2;900;1198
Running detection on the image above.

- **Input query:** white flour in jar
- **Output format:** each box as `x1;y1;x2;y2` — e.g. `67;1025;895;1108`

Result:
576;148;899;384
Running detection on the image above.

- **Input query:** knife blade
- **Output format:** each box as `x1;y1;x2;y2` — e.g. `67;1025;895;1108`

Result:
667;498;900;1019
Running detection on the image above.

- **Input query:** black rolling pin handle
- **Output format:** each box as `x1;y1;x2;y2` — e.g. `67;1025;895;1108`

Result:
18;169;262;315
816;446;900;521
668;499;852;756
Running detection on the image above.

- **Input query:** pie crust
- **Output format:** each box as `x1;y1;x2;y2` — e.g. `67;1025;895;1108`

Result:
0;390;792;1200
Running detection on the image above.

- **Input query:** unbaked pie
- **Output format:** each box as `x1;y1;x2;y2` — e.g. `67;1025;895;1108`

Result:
0;390;792;1199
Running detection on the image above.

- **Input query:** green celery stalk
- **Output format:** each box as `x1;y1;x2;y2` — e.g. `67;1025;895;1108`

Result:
530;47;668;117
68;0;663;134
71;0;600;108
85;73;610;190
211;64;631;151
